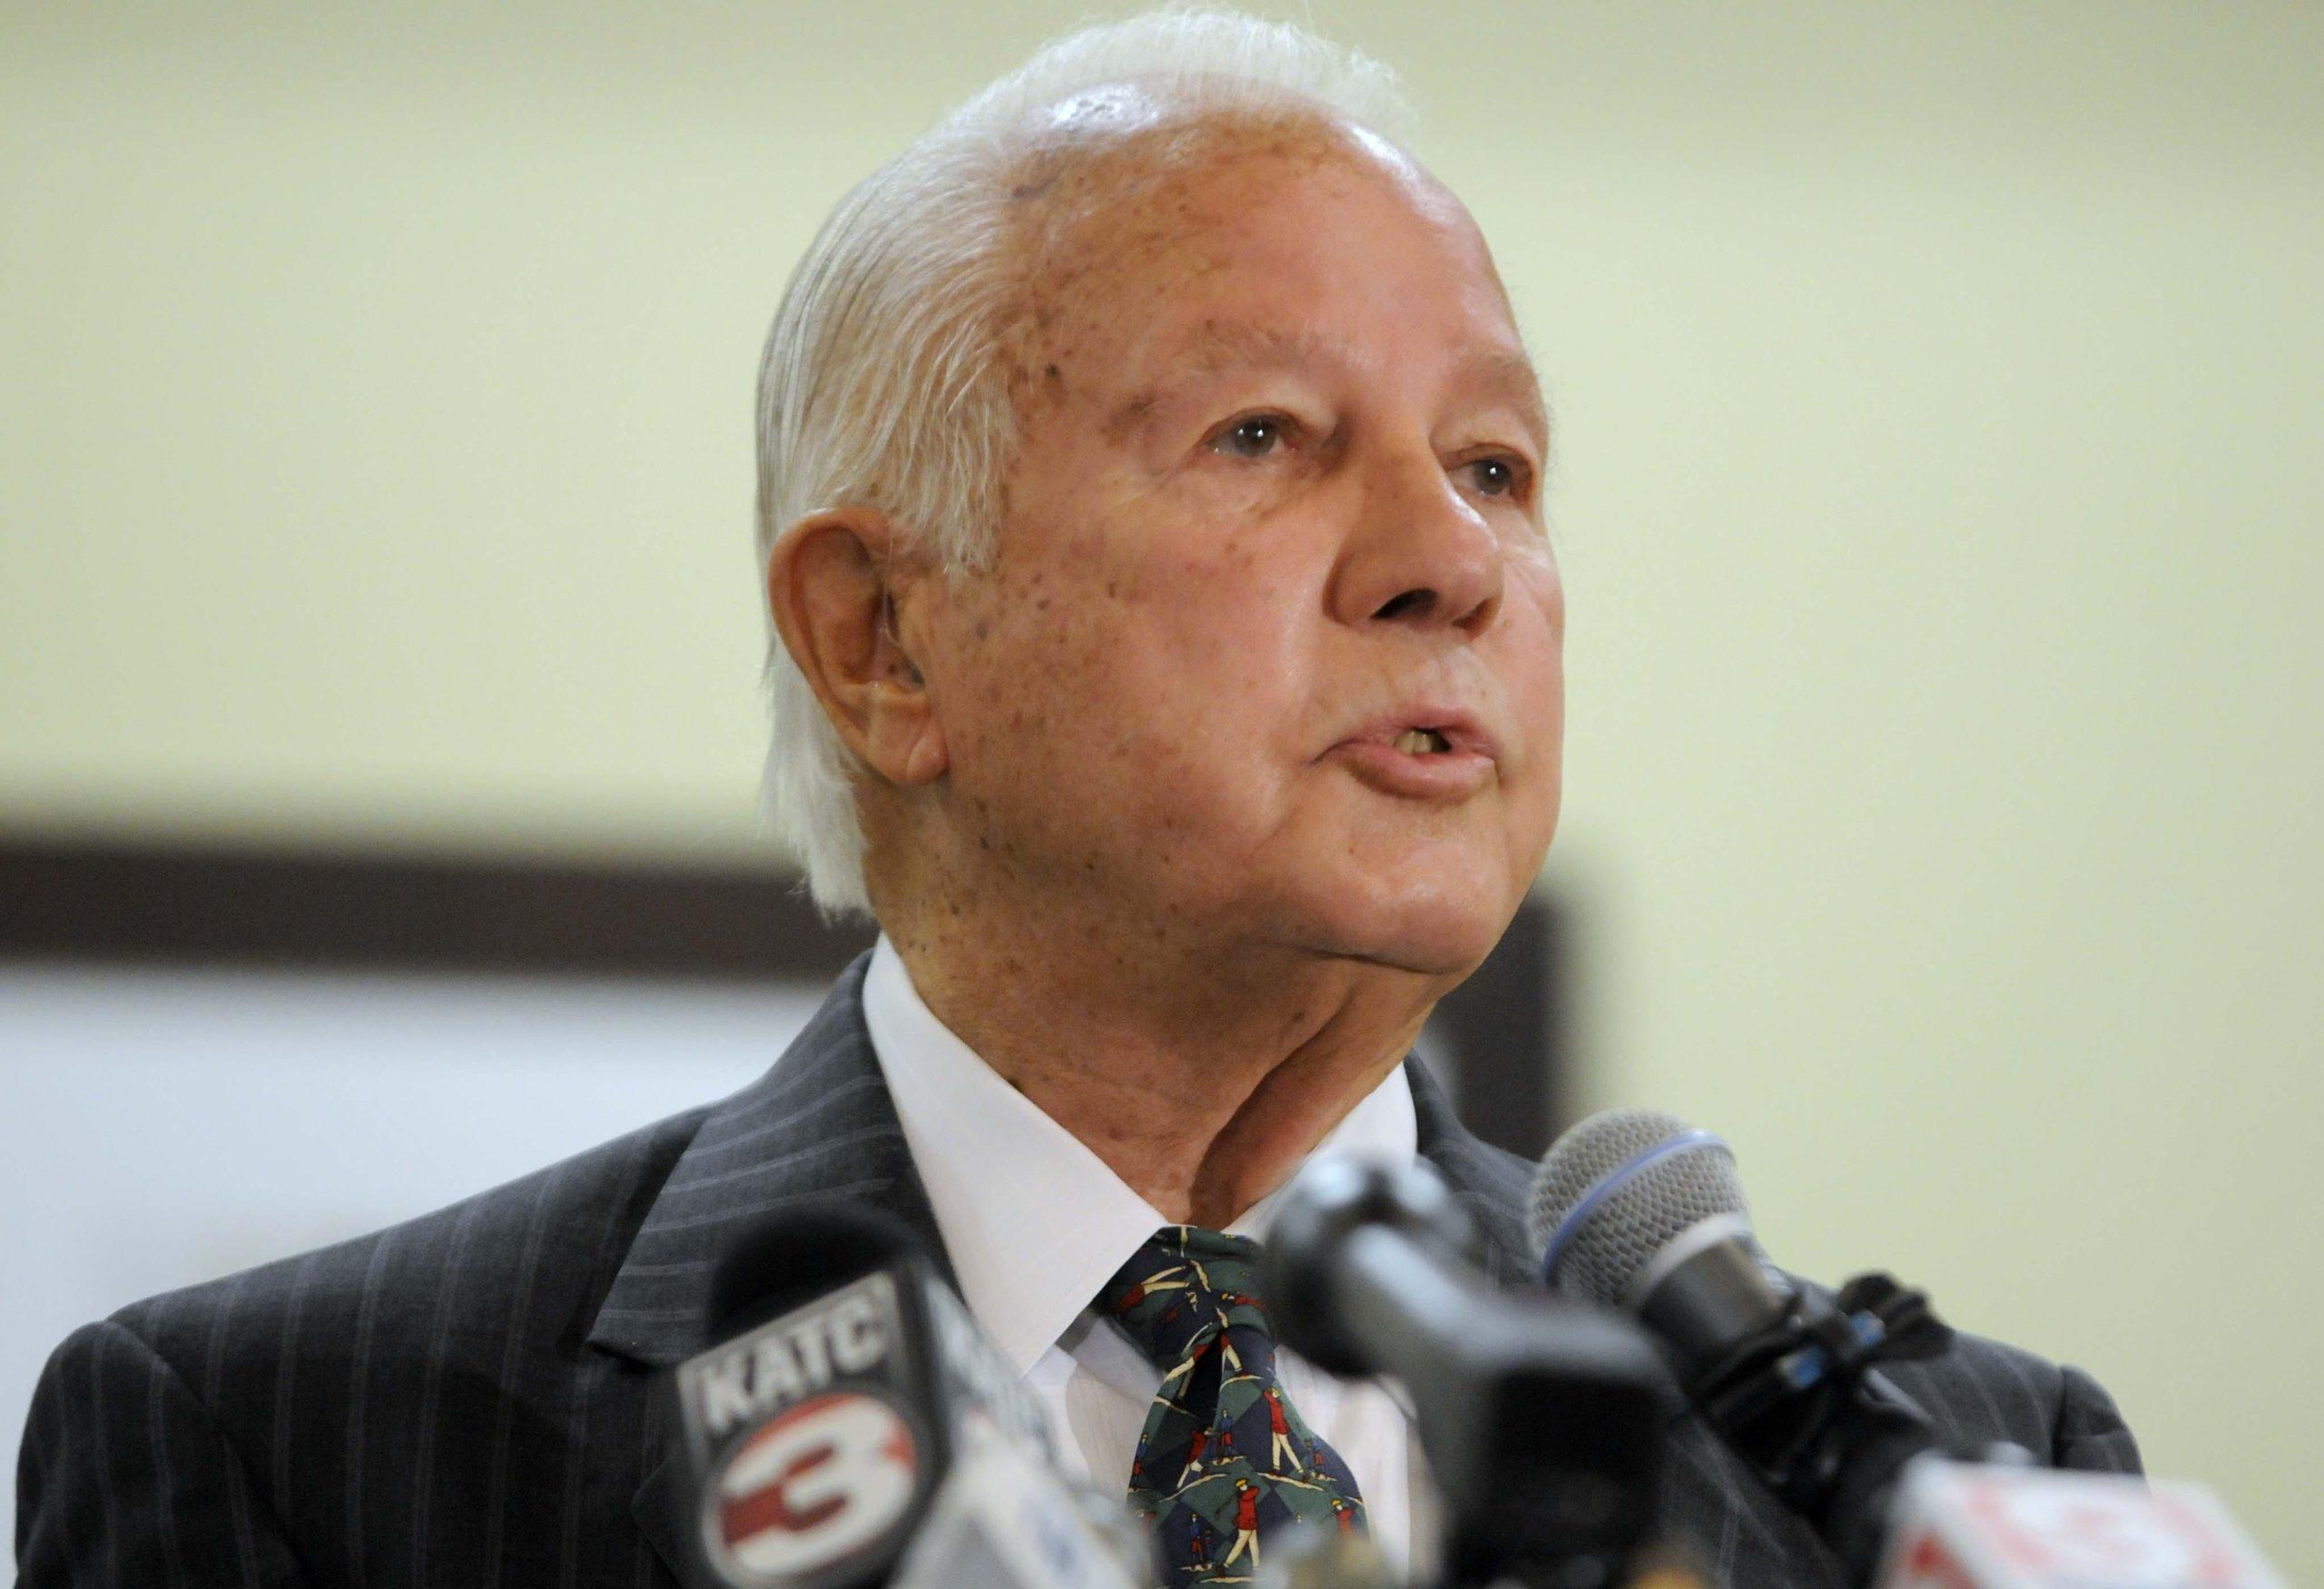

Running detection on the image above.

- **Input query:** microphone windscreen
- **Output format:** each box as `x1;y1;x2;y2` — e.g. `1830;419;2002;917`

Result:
1526;1109;1751;1308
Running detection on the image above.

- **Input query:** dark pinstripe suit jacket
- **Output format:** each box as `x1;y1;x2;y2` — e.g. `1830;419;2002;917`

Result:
16;953;2139;1588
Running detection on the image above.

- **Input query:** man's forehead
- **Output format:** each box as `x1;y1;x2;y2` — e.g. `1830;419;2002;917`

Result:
1104;319;1551;455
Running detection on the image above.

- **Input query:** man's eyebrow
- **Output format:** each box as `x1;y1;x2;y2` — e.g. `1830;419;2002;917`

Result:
1105;321;1551;459
1105;322;1346;438
1456;345;1553;462
1176;321;1350;382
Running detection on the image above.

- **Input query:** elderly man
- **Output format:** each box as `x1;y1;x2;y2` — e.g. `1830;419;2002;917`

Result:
17;10;2137;1589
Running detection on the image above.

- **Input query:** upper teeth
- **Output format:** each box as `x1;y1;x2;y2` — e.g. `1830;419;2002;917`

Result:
1394;728;1450;754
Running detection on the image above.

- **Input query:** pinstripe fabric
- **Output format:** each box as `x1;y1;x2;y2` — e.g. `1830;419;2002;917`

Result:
15;952;2140;1588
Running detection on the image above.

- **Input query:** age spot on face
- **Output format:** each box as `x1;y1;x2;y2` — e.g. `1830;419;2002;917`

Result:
925;106;1561;975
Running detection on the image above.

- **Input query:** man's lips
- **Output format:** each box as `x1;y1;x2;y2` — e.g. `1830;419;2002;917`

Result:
1325;709;1500;799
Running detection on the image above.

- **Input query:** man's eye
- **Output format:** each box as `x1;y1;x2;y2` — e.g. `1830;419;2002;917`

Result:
1213;415;1287;459
1463;456;1526;498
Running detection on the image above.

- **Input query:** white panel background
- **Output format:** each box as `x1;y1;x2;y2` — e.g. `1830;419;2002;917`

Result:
0;963;821;1550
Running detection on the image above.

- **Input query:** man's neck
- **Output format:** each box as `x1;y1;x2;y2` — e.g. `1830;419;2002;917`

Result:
881;904;1446;1229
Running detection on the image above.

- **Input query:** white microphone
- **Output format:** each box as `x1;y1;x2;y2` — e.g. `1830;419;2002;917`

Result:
668;1205;1140;1589
1874;1461;2284;1589
888;1429;1146;1589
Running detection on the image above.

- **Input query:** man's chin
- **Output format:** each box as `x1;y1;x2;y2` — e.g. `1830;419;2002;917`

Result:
1287;879;1516;982
1270;795;1547;977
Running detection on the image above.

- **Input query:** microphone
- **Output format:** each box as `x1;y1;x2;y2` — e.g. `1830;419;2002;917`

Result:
1526;1111;2292;1589
1251;1528;1403;1589
1875;1456;2286;1588
1525;1110;1985;1584
1262;1157;1673;1589
667;1204;1140;1589
886;1427;1148;1589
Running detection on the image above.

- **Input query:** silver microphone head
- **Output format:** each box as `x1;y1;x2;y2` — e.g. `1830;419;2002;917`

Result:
1526;1108;1753;1309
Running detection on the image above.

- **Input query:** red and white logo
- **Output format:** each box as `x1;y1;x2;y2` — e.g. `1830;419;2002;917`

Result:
706;1390;921;1583
1876;1462;2285;1589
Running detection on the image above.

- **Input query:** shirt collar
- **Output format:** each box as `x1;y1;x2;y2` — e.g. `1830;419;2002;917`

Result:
861;933;1418;1373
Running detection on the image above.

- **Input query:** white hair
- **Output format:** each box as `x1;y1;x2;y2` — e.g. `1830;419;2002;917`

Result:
754;6;1417;916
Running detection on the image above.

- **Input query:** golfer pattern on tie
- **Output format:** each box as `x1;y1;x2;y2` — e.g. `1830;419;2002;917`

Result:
1101;1227;1367;1585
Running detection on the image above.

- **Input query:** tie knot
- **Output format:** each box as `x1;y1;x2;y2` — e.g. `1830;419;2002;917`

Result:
1098;1226;1273;1371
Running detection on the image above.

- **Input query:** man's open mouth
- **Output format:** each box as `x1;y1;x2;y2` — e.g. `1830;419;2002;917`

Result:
1391;727;1454;755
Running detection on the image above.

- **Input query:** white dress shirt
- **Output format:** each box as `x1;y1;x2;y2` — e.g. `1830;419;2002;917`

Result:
860;935;1438;1574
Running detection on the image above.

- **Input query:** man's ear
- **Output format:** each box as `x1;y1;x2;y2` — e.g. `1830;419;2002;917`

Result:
765;509;948;787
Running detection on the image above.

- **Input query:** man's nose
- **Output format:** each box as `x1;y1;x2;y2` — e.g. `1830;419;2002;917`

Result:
1328;445;1505;636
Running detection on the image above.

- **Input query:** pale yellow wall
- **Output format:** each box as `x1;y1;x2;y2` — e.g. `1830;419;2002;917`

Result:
5;2;2319;1575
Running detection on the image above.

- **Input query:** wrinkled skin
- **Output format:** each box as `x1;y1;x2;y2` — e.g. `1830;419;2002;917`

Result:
769;104;1564;1223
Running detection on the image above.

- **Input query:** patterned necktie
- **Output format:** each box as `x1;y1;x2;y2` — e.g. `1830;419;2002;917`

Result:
1099;1226;1368;1586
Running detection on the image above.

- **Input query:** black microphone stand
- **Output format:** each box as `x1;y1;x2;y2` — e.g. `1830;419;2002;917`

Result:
1264;1161;1673;1589
1681;1271;2031;1584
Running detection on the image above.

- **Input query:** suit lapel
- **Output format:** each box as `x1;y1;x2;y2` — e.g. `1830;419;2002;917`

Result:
586;952;950;1373
1405;1053;1538;1286
586;952;949;1586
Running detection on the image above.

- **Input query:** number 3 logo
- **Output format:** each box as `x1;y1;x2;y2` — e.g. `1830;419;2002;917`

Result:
710;1391;921;1579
